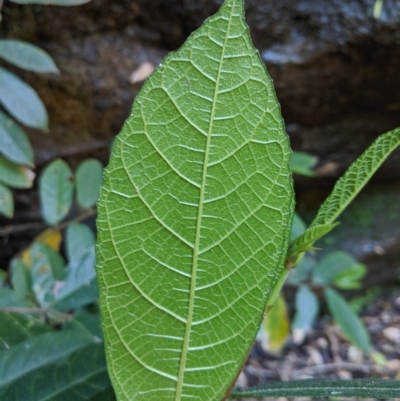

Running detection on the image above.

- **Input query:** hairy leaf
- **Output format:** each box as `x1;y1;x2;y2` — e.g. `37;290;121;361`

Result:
0;110;34;166
311;127;400;228
96;0;294;400
0;67;48;130
0;40;58;74
230;378;400;398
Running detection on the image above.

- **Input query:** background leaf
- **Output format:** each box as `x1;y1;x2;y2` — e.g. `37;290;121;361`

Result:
230;378;400;399
39;158;74;225
0;157;35;189
75;158;103;209
0;40;58;74
333;263;367;289
65;223;95;262
0;67;48;130
0;183;13;218
290;151;318;176
96;0;294;399
0;329;97;400
292;285;319;330
312;251;360;286
0;110;34;166
10;258;31;298
52;247;98;311
325;288;371;353
31;243;65;307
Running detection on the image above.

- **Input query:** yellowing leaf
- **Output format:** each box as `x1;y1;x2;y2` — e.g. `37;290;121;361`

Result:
20;228;62;266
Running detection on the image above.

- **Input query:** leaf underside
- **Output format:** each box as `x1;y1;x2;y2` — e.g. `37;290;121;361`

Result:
96;1;294;400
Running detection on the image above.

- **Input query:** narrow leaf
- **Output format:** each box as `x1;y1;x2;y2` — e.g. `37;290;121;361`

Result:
0;67;48;130
53;247;98;311
39;158;74;225
311;127;400;228
75;158;103;209
0;40;58;74
230;378;400;399
325;288;371;353
0;183;13;218
96;0;294;400
0;156;35;189
0;110;34;166
65;222;95;262
11;0;92;5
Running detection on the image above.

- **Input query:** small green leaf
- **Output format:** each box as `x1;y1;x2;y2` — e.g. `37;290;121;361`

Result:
52;247;98;311
31;243;65;307
292;285;319;330
0;67;48;130
0;110;34;166
65;222;95;262
334;263;367;290
287;223;339;267
0;330;97;400
230;378;400;399
10;258;31;299
310;127;400;228
290;151;318;176
325;288;371;353
312;251;360;286
0;40;58;74
0;183;13;218
10;0;92;5
0;157;35;189
75;158;103;209
39;158;74;225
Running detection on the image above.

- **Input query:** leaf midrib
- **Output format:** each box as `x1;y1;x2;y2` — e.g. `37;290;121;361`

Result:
174;3;236;400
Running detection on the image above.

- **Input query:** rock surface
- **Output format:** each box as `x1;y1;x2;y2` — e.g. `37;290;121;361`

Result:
3;0;400;176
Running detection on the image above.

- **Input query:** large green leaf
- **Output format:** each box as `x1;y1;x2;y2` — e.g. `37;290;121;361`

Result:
96;0;294;400
0;67;48;130
0;40;58;74
0;110;34;166
230;378;400;399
